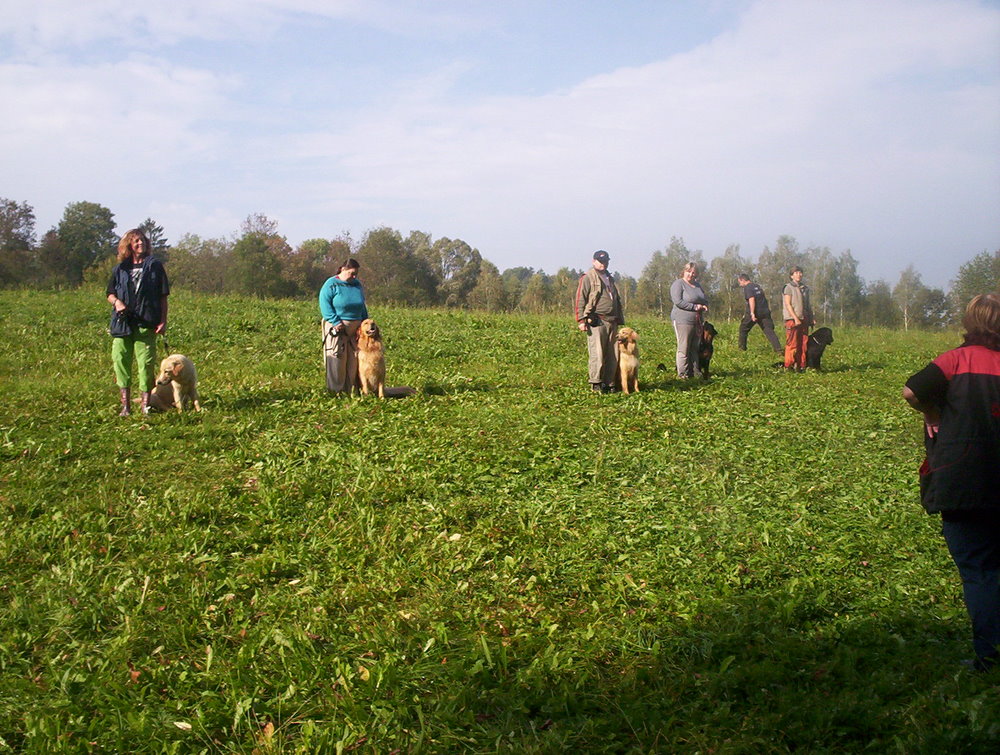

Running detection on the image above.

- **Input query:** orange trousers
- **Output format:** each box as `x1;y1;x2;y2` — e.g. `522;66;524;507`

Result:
784;320;809;369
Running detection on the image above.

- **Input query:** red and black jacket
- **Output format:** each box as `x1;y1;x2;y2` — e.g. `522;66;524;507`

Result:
906;344;1000;514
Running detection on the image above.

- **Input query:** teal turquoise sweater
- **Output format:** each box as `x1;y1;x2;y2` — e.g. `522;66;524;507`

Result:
319;277;369;325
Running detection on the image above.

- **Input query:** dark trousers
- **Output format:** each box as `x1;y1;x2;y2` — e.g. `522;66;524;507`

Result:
738;314;782;353
942;513;1000;662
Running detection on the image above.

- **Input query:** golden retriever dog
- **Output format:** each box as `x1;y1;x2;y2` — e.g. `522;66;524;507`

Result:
149;354;201;413
615;327;640;394
355;318;386;398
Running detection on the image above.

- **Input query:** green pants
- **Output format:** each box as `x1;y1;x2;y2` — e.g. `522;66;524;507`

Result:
111;328;158;390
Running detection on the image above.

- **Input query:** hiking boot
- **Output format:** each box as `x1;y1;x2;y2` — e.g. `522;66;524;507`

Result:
118;388;131;417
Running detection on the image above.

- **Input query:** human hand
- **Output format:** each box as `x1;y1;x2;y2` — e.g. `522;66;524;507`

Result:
155;322;167;334
578;322;588;332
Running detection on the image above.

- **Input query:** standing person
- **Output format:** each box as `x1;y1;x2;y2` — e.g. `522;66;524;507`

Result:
670;262;709;379
902;293;1000;673
737;273;782;353
574;250;624;392
782;266;813;371
319;258;368;394
106;228;169;416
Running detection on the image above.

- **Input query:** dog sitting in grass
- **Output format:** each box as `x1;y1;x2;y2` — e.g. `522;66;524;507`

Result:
149;354;201;413
698;321;717;379
615;326;640;394
806;327;834;370
356;318;386;398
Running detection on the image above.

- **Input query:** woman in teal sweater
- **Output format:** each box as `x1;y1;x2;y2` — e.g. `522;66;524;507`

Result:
318;258;369;394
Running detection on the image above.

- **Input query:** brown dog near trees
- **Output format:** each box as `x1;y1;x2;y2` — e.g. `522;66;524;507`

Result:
149;354;201;413
355;318;386;398
615;326;640;394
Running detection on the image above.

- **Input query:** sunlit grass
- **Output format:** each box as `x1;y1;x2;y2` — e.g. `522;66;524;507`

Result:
0;288;995;753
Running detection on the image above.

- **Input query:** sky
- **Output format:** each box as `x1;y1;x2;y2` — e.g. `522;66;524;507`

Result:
2;0;998;290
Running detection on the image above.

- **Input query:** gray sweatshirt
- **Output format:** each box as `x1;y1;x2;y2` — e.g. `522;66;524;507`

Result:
670;278;708;324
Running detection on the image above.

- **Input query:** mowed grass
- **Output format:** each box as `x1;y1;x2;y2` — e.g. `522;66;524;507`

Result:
0;288;997;753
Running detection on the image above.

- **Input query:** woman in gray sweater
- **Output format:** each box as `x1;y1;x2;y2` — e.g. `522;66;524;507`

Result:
670;262;709;378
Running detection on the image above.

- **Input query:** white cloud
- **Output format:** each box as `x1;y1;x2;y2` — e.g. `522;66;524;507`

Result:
0;0;996;286
271;0;999;283
0;0;489;51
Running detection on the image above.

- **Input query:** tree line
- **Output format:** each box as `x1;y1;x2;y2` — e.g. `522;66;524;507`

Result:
2;197;997;328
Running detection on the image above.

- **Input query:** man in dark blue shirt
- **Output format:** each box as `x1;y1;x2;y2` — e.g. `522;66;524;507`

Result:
737;273;782;353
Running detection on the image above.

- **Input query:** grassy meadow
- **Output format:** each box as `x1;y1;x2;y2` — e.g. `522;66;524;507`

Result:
0;288;997;753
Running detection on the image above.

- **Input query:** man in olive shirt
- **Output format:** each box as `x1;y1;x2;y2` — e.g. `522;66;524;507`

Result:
574;250;624;392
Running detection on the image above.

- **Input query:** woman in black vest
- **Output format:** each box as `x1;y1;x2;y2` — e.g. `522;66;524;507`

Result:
106;229;170;416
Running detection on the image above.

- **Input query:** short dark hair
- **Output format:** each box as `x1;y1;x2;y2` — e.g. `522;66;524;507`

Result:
339;258;360;272
737;273;750;281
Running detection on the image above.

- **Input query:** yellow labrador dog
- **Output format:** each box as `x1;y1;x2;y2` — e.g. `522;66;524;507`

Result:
615;327;640;394
149;354;201;413
355;318;386;398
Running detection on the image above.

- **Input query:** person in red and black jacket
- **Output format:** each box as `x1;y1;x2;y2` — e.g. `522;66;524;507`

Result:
903;293;1000;673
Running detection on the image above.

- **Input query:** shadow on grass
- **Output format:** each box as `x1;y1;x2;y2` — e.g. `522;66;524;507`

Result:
214;390;309;410
447;598;995;752
818;362;886;373
420;380;495;396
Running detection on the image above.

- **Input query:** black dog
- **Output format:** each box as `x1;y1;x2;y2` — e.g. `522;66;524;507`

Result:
698;321;717;379
806;327;834;370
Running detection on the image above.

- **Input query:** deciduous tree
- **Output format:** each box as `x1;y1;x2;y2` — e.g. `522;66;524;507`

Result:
0;198;35;287
168;234;233;294
56;201;117;285
518;272;553;313
707;244;753;320
432;237;482;307
358;226;436;305
467;260;507;312
858;279;898;328
950;250;1000;317
892;265;925;331
231;233;288;298
635;238;703;316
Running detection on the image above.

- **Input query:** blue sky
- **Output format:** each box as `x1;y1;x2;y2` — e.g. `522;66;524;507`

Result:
2;0;998;289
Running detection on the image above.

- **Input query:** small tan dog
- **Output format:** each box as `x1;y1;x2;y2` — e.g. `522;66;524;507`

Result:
149;354;201;413
355;318;386;398
615;327;640;394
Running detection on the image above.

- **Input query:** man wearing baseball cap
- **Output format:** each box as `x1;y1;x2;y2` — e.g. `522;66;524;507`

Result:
574;250;625;392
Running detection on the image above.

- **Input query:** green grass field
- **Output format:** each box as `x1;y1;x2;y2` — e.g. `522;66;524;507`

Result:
0;289;997;753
